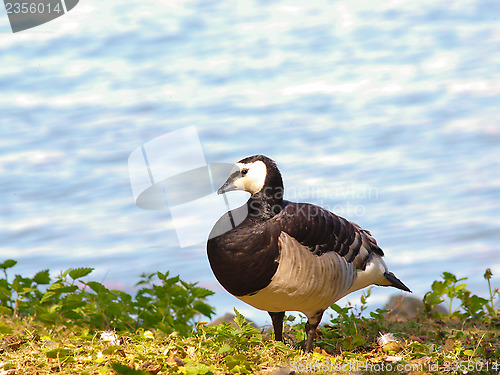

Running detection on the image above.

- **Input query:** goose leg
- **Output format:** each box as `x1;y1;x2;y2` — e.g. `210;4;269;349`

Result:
268;311;285;341
305;310;325;352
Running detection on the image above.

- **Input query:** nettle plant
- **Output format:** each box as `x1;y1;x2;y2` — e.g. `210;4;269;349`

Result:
322;287;389;352
423;269;499;321
0;259;214;335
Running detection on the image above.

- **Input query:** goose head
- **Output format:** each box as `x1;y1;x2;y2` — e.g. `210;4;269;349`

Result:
217;155;283;196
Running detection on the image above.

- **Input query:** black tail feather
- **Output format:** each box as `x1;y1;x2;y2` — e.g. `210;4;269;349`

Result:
382;272;411;293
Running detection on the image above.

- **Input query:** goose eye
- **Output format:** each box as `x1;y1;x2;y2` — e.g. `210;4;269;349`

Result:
241;168;248;176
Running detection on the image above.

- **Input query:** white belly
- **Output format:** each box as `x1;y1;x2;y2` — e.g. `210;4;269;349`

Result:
238;232;356;319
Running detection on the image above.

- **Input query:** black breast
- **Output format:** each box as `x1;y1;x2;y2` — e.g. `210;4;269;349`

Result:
207;216;280;297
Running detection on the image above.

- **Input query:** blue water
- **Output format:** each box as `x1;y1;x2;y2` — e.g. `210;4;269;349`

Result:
1;0;500;325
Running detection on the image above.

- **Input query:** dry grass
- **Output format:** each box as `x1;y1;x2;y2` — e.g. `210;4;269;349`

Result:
1;313;499;375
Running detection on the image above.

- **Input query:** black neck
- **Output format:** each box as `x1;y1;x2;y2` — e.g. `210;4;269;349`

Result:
247;185;284;219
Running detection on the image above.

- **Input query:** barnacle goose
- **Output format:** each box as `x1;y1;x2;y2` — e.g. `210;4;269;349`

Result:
207;155;410;352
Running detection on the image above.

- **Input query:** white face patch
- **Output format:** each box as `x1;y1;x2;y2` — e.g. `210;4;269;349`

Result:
235;160;267;194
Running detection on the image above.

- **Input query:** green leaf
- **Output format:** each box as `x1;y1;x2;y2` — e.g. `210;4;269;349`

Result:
61;269;72;279
331;304;342;313
230;364;251;374
165;275;180;287
352;334;365;347
40;290;56;304
43;284;78;299
111;363;149;375
33;270;51;284
46;281;64;290
172;296;188;308
442;272;457;283
18;287;38;295
0;286;12;298
485;304;496;315
273;340;290;353
464;294;489;314
102;345;123;355
0;306;12;315
193;300;214;317
463;349;475;357
454;283;467;292
45;347;73;359
62;310;84;321
156;271;168;281
225;354;249;371
16;300;29;310
61;293;85;308
36;311;59;324
46;282;78;294
343;334;365;351
218;344;233;354
191;286;214;298
84;281;108;294
431;280;446;295
11;277;31;293
0;322;13;334
0;260;17;269
423;291;444;313
139;330;155;340
233;309;247;329
69;267;94;280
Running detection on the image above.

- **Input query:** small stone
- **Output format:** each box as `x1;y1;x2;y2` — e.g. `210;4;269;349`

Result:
208;313;259;328
384;295;447;320
174;357;186;366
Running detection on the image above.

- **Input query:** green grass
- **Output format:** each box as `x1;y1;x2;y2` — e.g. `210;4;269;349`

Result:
0;260;499;374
